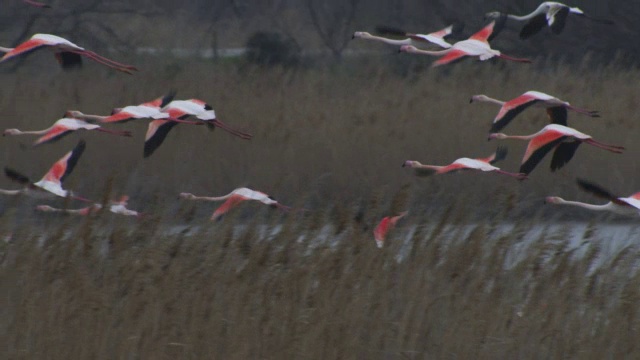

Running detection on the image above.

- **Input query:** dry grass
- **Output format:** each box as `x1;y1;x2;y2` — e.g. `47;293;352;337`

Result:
2;203;640;359
1;57;639;359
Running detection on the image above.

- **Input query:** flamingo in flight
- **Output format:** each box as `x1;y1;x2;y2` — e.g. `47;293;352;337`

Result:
179;187;290;220
489;124;625;175
398;19;532;67
36;195;142;217
470;91;600;133
152;99;252;158
402;146;527;180
373;211;408;248
486;2;614;39
162;99;253;138
546;179;640;217
3;116;131;146
22;0;50;8
67;92;204;158
0;34;137;74
0;140;89;201
352;23;463;49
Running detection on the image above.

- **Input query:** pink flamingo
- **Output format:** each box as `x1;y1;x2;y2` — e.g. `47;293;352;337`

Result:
36;195;142;217
162;99;253;139
179;187;290;220
373;211;408;248
470;91;600;133
1;140;89;201
398;19;531;66
0;34;137;73
68;92;204;158
353;23;463;49
3;116;131;146
489;124;625;175
546;178;639;217
402;146;527;180
486;2;613;39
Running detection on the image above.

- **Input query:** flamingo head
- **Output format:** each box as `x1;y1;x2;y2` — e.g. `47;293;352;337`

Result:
352;31;370;39
488;133;507;141
402;160;421;168
65;110;83;118
545;196;563;205
484;11;502;20
469;95;489;103
398;45;417;53
111;107;123;115
179;192;196;200
36;205;56;212
3;129;20;136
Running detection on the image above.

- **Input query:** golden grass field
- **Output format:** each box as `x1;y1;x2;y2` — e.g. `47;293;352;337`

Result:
1;55;640;359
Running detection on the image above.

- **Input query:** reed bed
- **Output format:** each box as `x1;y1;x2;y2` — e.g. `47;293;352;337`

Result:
1;57;639;359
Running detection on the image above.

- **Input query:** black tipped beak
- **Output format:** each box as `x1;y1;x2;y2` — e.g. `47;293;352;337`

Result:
351;34;355;39
401;163;406;167
469;98;473;103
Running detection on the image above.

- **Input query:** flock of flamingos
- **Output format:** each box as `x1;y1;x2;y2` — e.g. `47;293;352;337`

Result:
1;1;639;247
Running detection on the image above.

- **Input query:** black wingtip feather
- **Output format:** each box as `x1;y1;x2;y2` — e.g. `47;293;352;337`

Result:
488;13;508;42
550;142;580;171
160;90;177;108
59;140;86;184
576;178;617;200
4;167;31;185
491;146;508;164
519;13;547;39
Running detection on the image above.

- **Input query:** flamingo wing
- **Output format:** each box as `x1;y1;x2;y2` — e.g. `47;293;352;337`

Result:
550;141;581;171
576;178;630;206
482;146;508;165
520;13;548;39
41;139;86;184
546;106;568;126
373;217;392;248
549;6;570;34
432;49;468;66
520;132;567;175
470;17;506;43
490;96;541;133
143;120;178;158
211;195;246;220
0;38;51;63
4;167;32;185
33;124;74;146
143;90;177;109
54;51;82;69
102;111;138;123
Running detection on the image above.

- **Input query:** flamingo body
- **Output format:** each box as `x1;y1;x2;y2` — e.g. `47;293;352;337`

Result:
373;211;408;248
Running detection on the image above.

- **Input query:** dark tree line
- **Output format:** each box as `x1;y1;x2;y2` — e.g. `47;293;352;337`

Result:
2;0;639;65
